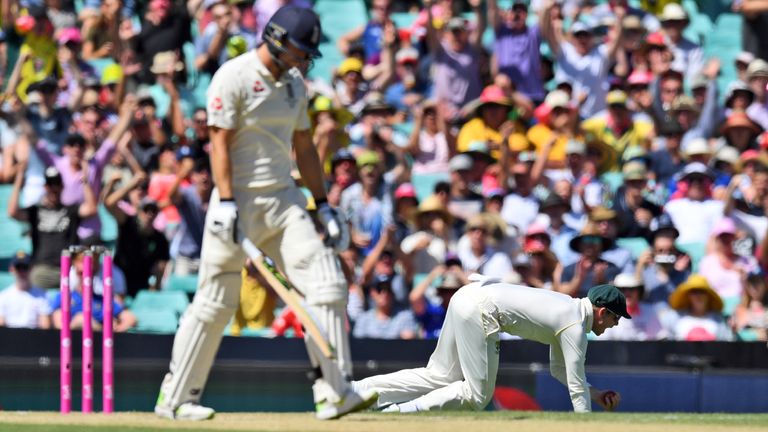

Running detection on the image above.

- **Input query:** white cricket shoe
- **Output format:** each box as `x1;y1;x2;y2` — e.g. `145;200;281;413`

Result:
315;388;379;420
381;403;400;413
155;402;215;421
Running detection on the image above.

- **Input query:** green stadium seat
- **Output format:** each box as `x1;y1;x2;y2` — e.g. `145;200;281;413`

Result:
0;272;14;290
131;308;179;334
0;185;32;259
99;205;118;243
412;172;450;202
675;242;706;273
166;274;199;294
616;237;650;261
131;290;190;317
390;12;417;29
600;172;625;195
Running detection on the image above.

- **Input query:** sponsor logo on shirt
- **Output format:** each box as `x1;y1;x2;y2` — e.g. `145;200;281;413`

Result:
210;96;223;111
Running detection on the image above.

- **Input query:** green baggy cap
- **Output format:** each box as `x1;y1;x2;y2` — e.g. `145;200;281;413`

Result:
588;284;632;319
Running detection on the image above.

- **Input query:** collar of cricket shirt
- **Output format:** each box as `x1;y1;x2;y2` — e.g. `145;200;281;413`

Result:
580;297;594;334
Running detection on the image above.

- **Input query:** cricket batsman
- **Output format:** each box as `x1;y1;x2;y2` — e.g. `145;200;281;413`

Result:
353;276;628;413
155;6;377;420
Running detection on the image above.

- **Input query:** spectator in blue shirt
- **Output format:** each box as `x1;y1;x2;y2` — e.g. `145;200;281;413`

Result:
410;266;465;339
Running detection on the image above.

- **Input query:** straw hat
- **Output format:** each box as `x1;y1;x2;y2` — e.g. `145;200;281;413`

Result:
417;195;452;224
668;274;724;313
720;112;762;136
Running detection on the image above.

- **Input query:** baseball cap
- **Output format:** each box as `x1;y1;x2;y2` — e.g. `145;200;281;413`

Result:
711;217;737;237
659;3;688;22
606;90;627;106
395;47;418;65
622;160;647;180
447;17;468;30
736;51;755;66
613;273;642;289
101;64;123;86
10;251;31;268
140;197;159;212
627;70;653;86
544;89;571;109
588;284;632;319
44;167;63;186
337;57;363;76
565;139;586;155
679;161;714;180
356;150;380;168
570;21;591;35
449;154;473;172
438;272;462;290
370;273;393;291
57;27;82;45
331;148;356;166
394;183;417;200
683;138;711;157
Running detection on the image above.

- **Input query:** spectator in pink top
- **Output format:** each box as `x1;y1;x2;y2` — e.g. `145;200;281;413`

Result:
699;217;757;304
33;98;136;241
406;99;454;175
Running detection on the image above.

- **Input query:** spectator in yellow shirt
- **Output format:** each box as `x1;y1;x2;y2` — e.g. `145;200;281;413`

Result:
229;260;277;336
457;85;529;160
581;90;654;171
12;6;58;101
527;89;581;169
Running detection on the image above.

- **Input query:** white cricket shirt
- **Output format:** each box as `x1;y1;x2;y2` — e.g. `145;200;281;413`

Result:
207;51;311;191
461;282;595;412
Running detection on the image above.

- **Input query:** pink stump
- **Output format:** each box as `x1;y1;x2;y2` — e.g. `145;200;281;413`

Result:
60;251;72;414
81;253;94;413
102;253;114;413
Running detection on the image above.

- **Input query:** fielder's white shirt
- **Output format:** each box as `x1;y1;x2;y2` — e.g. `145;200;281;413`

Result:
207;50;311;191
465;282;594;412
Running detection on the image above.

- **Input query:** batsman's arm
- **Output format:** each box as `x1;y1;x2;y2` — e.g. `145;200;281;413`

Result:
293;128;327;203
210;126;235;200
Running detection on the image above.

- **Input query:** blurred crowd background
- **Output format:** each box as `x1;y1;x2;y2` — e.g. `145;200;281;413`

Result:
0;0;767;343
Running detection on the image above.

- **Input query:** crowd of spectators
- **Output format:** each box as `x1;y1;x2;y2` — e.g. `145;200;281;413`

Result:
1;0;768;342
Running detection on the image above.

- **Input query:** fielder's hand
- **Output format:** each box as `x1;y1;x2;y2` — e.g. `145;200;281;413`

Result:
207;200;238;243
317;202;349;252
594;389;621;411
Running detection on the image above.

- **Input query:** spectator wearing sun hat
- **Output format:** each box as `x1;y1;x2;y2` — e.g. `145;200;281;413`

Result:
457;85;529;160
401;194;455;276
667;274;733;341
527;90;582;168
657;3;704;81
721;111;763;153
555;222;621;297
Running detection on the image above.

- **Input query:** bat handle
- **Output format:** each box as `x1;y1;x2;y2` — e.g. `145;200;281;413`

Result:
242;238;263;261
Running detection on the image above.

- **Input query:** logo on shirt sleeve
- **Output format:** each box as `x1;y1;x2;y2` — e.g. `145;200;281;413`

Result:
210;96;223;111
253;80;265;94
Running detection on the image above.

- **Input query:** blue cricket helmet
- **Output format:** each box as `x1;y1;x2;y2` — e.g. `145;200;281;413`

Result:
263;6;323;59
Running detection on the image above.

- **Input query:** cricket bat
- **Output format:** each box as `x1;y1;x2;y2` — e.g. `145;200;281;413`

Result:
241;238;336;359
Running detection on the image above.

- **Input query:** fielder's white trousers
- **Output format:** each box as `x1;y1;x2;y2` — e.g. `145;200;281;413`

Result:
355;287;500;410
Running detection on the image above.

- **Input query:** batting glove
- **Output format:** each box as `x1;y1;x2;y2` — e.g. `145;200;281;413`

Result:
317;202;349;253
207;200;238;243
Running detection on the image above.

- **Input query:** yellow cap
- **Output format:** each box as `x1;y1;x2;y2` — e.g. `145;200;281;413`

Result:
101;63;124;85
338;58;363;76
606;90;627;106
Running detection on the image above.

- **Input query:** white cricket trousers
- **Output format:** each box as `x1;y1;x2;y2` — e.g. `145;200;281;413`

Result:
356;287;500;410
159;187;352;409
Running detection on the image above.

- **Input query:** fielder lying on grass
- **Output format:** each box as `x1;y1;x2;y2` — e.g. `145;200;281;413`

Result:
353;276;628;413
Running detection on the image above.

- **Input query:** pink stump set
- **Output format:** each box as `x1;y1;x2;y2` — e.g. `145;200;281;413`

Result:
60;245;114;414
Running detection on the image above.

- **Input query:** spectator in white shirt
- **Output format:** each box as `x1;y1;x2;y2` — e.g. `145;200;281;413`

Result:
657;4;704;81
664;163;724;244
0;252;51;329
599;273;667;341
